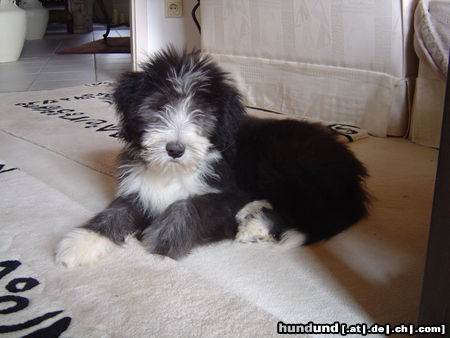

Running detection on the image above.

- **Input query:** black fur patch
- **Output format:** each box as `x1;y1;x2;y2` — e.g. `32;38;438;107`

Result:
236;117;370;243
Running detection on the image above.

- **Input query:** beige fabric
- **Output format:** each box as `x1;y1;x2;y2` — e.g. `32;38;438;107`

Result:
201;0;419;137
409;0;449;148
410;60;446;148
414;0;450;80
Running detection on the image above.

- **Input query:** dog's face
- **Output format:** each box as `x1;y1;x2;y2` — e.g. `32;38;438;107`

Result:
113;48;244;172
138;92;217;172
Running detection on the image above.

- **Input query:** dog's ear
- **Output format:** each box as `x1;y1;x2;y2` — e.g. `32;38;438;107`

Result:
113;71;145;142
213;84;246;159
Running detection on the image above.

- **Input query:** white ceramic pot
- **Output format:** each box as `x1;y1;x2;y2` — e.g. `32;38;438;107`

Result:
20;0;48;40
0;0;27;63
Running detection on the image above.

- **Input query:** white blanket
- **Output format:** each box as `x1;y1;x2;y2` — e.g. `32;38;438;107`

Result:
0;167;279;337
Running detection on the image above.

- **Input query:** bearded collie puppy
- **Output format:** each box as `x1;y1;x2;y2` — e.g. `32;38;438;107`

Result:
55;47;369;268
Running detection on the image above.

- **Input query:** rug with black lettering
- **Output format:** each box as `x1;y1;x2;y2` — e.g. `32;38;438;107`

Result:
0;164;280;337
0;83;367;179
0;82;120;176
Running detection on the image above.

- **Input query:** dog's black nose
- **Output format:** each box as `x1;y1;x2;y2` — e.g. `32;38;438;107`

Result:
166;142;185;159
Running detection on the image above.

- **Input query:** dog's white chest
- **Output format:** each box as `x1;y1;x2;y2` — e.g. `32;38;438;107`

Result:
118;164;219;215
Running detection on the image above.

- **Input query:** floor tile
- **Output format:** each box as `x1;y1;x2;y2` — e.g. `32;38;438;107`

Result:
20;39;63;58
50;53;95;62
35;70;96;82
42;62;94;73
95;62;131;71
0;71;39;84
56;36;95;51
1;26;131;92
28;78;96;91
0;61;46;75
0;79;35;92
95;54;131;64
42;55;95;72
95;70;128;82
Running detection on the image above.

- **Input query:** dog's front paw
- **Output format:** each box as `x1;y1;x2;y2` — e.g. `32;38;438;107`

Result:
140;200;196;259
235;200;275;243
140;220;189;260
55;228;118;268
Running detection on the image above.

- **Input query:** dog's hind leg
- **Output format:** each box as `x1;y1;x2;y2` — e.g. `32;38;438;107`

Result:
235;200;276;243
235;201;307;246
55;195;149;268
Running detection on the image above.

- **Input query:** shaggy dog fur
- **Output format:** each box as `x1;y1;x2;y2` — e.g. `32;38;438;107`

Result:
55;48;370;268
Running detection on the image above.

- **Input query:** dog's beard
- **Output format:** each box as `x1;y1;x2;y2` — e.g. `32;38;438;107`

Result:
140;128;213;174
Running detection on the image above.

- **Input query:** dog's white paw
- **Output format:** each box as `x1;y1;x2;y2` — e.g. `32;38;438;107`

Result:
235;200;275;243
55;228;118;268
235;200;272;224
235;217;275;243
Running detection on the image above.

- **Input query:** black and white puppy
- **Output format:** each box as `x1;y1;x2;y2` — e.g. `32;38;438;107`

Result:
55;48;370;268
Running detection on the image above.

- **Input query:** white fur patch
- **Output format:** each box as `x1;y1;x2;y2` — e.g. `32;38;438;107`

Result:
235;200;272;224
235;200;307;247
118;150;221;215
168;66;210;95
235;217;276;243
279;230;307;249
55;228;118;268
235;200;275;243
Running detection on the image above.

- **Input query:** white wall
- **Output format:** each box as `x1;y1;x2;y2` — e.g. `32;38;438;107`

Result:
131;0;201;70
